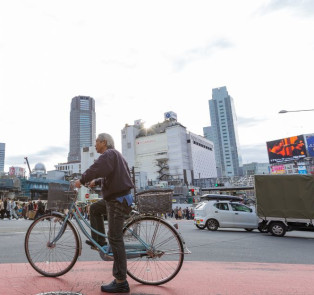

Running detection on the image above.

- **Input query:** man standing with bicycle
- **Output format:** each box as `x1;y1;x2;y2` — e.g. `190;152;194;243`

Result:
75;133;133;293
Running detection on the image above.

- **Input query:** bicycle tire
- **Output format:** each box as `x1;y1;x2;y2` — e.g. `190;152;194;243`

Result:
123;216;184;285
25;213;80;277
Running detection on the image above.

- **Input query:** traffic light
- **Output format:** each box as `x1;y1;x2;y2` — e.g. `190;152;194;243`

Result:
190;189;195;196
215;183;224;187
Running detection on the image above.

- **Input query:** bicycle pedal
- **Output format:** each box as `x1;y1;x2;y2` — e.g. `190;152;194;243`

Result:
99;251;114;261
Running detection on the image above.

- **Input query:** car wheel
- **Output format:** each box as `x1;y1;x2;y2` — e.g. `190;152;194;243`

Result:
269;222;286;237
196;224;206;230
244;228;254;232
206;219;219;231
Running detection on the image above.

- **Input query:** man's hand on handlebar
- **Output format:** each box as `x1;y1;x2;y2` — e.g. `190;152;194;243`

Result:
73;179;97;189
74;179;82;188
88;180;96;188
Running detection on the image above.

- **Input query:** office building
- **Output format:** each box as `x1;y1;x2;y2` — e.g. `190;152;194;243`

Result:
243;162;270;176
55;161;81;176
204;86;242;177
122;112;217;187
0;143;5;172
68;96;96;162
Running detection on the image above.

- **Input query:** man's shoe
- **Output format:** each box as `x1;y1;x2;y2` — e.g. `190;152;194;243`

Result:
85;240;107;250
101;280;130;293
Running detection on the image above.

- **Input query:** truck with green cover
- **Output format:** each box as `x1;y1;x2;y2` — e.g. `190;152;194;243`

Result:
255;174;314;237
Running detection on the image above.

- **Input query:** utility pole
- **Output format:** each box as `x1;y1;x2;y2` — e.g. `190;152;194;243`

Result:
131;166;136;196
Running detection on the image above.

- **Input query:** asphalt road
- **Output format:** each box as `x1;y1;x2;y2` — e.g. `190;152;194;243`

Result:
1;217;314;265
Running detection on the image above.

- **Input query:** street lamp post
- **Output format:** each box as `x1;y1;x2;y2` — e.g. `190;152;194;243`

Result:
278;108;314;175
279;109;314;114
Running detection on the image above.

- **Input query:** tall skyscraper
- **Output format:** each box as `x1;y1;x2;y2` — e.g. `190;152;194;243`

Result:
68;96;96;162
0;143;5;172
204;86;242;177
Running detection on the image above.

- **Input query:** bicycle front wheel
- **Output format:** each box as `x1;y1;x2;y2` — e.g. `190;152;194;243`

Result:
25;213;80;277
123;216;184;285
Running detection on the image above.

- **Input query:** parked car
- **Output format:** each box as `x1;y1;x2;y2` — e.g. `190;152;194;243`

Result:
194;200;260;231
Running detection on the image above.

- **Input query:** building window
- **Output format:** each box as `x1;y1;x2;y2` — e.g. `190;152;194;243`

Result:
127;143;131;149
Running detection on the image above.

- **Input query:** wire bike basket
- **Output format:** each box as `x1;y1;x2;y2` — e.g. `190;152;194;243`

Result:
47;183;76;211
135;189;173;214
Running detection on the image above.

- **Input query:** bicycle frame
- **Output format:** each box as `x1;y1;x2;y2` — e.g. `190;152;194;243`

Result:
25;186;190;284
49;200;150;259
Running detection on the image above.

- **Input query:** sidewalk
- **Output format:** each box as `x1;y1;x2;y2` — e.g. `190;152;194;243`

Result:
1;260;314;295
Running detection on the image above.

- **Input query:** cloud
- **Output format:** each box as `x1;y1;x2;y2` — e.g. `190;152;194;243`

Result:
258;0;314;16
172;39;234;71
6;146;68;167
95;93;116;107
240;142;269;164
237;116;268;127
100;49;138;69
100;58;136;69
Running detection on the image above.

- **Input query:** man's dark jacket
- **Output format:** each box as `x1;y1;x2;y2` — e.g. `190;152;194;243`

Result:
80;148;134;201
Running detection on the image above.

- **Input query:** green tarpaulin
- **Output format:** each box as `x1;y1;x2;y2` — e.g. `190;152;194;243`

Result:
255;174;314;219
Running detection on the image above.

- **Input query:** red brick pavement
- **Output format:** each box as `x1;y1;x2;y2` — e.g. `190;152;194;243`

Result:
1;261;314;295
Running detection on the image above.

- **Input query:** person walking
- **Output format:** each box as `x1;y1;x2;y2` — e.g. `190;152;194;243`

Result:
174;206;179;220
6;198;12;220
11;199;19;220
185;207;190;220
27;200;34;220
75;133;133;293
178;207;182;220
0;199;4;219
3;198;9;219
22;203;27;219
35;198;45;219
190;207;195;219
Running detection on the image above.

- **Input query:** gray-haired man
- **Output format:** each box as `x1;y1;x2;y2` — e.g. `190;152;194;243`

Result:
75;133;133;293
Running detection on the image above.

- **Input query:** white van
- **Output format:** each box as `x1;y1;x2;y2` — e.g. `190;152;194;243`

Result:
194;200;259;231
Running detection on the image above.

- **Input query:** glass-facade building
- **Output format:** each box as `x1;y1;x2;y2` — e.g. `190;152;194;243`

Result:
68;96;96;162
0;143;5;172
204;86;242;177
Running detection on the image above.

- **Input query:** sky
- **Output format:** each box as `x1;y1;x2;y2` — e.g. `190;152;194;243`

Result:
1;0;314;173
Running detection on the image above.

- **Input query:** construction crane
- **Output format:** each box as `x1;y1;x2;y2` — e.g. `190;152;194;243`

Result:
24;157;32;176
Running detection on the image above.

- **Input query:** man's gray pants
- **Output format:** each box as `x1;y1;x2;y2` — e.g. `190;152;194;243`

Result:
106;199;132;281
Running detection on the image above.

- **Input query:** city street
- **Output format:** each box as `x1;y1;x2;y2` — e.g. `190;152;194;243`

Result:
1;217;314;294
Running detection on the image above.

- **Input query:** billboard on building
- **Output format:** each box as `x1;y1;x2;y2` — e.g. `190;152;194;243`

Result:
271;165;285;174
305;134;314;157
267;135;307;164
298;162;307;174
9;166;25;177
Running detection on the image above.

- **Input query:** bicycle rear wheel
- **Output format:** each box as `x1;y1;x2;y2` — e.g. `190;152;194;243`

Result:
25;213;80;277
123;216;184;285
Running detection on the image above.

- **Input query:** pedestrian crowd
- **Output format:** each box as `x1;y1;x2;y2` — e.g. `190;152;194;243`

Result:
0;198;46;220
171;206;194;220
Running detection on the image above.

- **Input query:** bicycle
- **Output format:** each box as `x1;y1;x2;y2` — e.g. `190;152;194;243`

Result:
24;183;189;285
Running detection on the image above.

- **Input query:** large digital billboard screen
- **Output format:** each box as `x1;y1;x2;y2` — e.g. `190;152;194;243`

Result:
305;134;314;157
267;135;307;164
